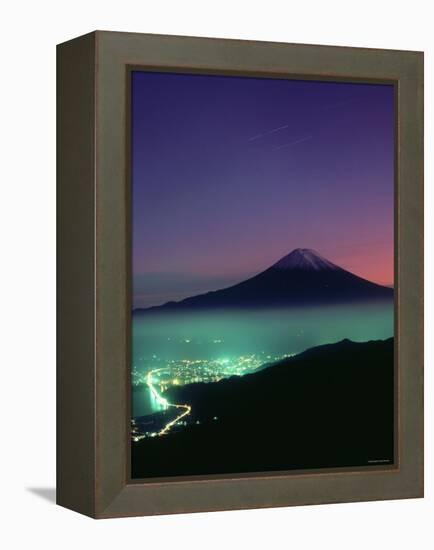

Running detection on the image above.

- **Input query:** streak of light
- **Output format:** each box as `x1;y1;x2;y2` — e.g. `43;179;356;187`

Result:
146;369;192;437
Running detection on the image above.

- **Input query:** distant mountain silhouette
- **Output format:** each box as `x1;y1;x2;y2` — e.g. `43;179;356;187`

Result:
132;337;394;478
136;248;393;313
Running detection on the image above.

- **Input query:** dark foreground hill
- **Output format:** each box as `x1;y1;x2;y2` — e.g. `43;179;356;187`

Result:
136;249;393;313
131;338;394;478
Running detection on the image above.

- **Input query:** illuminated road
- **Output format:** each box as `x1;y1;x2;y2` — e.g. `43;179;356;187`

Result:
146;369;191;436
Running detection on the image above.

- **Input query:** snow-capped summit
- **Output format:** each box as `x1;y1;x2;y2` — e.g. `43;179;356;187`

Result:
272;248;341;271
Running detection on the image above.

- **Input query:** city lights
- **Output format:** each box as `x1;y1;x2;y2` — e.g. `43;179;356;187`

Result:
131;350;293;441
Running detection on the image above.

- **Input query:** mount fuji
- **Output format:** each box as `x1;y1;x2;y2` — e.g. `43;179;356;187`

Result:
136;248;393;313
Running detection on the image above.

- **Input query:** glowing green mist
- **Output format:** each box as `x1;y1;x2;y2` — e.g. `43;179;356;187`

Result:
131;302;393;417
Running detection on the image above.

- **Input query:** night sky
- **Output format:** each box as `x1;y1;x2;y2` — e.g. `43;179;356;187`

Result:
132;71;394;308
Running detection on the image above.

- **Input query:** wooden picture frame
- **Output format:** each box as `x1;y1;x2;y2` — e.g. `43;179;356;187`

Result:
57;31;423;518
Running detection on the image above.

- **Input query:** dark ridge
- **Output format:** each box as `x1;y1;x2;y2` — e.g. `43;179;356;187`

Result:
132;338;394;478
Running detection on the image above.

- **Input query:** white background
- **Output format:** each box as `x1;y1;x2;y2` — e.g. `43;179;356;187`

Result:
1;0;432;548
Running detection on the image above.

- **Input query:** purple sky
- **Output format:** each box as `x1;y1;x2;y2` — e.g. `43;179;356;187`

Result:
132;71;394;308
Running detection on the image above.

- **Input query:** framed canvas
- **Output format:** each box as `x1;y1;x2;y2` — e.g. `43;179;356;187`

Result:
57;31;423;518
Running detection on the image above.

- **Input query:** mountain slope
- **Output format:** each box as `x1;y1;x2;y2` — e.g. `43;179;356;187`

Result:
132;338;394;478
136;248;393;313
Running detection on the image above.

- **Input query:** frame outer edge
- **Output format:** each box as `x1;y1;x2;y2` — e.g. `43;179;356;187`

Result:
397;50;424;499
56;31;97;518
